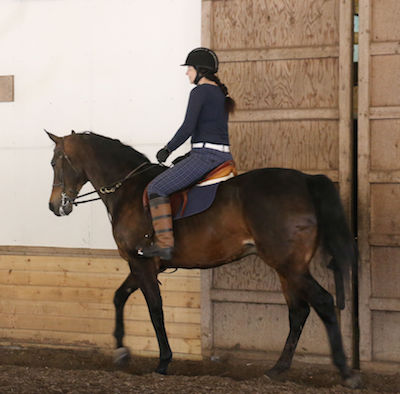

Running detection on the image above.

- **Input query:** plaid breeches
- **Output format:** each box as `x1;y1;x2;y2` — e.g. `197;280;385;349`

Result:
147;149;232;197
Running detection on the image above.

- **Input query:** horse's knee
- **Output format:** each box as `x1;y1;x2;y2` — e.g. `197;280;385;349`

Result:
113;286;132;308
113;291;125;309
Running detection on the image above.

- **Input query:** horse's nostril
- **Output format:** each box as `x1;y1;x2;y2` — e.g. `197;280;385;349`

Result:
49;202;54;212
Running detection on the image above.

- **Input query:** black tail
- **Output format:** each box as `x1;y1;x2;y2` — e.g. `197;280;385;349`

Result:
306;174;357;309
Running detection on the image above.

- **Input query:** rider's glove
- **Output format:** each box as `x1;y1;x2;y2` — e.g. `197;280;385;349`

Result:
156;147;170;163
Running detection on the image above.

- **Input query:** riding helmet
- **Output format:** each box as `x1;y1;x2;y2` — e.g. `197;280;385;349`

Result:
181;47;219;73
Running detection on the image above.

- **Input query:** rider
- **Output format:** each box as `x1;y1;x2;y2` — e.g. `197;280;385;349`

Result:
140;47;236;260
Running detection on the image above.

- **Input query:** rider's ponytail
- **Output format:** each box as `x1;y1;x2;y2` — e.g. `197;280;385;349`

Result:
197;69;236;114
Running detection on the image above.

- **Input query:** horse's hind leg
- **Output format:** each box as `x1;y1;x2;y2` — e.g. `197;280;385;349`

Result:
113;273;139;366
302;273;361;388
267;275;310;377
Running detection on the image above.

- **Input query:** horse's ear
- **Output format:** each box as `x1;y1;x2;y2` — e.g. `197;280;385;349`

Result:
44;129;61;144
71;130;76;134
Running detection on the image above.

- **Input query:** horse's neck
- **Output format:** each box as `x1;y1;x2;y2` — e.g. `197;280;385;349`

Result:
86;162;129;190
82;147;140;190
81;146;148;211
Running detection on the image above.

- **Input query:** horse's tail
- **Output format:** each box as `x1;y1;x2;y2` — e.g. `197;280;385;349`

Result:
306;174;357;310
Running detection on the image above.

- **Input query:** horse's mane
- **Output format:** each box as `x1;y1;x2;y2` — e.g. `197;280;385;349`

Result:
79;132;151;166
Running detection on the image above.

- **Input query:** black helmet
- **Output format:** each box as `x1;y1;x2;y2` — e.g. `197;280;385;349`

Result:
181;47;219;73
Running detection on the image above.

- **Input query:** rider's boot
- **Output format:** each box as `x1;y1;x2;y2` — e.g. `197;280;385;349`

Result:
139;195;174;260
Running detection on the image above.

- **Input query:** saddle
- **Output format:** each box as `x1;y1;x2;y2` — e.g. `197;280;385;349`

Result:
143;160;237;219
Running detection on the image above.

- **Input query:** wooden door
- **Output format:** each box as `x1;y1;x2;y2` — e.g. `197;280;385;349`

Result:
201;0;354;362
358;0;400;365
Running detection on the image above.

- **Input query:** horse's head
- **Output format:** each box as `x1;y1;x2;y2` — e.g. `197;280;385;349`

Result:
46;130;88;216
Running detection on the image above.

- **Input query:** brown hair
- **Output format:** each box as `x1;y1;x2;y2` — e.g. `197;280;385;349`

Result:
198;68;236;114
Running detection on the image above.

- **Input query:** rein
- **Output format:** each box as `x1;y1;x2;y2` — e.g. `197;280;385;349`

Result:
73;161;155;206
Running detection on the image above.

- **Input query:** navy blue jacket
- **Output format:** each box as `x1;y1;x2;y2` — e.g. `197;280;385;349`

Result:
166;84;229;152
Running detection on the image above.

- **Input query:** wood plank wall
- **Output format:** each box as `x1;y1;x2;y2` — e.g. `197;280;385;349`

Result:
358;0;400;366
204;0;353;211
201;0;354;363
0;249;201;359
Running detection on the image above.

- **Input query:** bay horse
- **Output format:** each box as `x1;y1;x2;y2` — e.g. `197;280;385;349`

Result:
46;131;360;388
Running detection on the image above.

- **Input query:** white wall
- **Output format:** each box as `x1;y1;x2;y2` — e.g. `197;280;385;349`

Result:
0;0;201;248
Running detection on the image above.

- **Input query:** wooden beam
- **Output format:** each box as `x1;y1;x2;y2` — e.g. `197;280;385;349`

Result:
0;254;199;278
369;233;400;247
201;0;212;48
0;269;200;292
0;328;202;356
370;106;400;120
230;108;339;123
369;170;400;183
210;289;286;305
217;46;339;63
200;270;213;357
0;284;201;308
357;0;373;363
370;41;400;56
369;297;400;312
338;0;354;221
0;245;119;258
0;299;200;324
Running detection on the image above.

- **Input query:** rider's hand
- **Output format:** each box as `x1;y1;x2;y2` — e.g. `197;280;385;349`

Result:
156;147;170;163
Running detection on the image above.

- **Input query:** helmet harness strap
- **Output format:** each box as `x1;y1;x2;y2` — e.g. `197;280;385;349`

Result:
194;67;213;85
194;67;203;85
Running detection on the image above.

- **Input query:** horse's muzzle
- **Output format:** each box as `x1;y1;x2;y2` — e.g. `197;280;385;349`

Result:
49;192;74;216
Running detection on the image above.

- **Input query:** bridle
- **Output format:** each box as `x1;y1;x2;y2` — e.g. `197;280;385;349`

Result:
51;140;81;213
52;139;155;208
72;160;152;206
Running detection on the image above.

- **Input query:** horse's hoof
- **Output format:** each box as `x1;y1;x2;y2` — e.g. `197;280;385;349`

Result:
114;347;131;368
155;357;172;375
344;372;362;389
155;367;168;375
265;365;287;379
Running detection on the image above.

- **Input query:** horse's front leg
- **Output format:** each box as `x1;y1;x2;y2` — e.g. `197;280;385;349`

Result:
139;264;172;374
113;272;139;367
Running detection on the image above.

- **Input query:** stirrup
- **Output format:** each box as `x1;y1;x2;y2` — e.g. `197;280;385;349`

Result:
138;244;173;261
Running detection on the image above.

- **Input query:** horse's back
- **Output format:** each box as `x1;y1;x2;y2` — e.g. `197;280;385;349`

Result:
228;167;313;205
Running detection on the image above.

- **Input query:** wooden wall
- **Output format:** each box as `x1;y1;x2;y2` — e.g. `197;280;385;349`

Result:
201;0;354;363
358;0;400;365
0;249;202;360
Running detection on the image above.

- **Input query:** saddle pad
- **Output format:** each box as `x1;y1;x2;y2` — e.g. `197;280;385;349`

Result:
143;160;237;219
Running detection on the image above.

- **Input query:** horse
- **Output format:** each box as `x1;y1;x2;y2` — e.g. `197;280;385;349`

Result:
46;130;360;388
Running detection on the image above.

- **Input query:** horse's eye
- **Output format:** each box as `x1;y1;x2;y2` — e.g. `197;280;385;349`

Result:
51;161;56;167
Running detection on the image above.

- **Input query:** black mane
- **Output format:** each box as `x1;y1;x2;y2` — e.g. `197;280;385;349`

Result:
79;132;151;166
